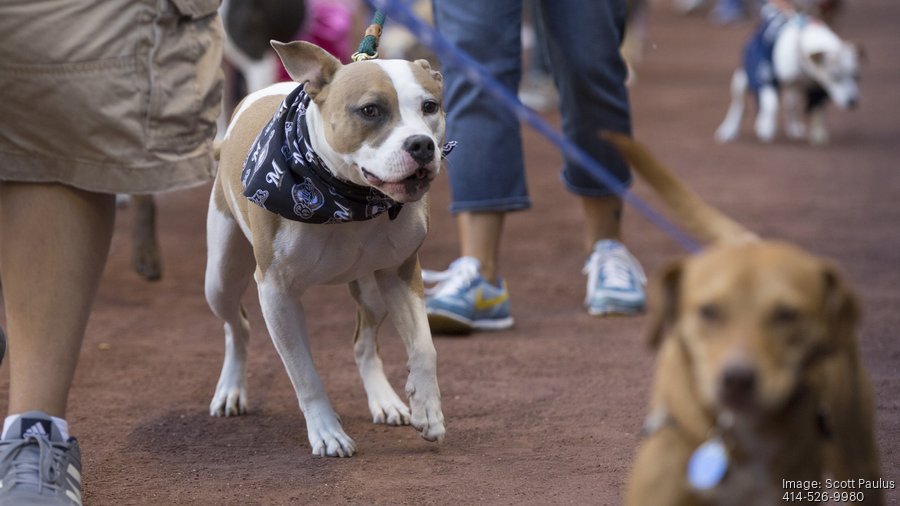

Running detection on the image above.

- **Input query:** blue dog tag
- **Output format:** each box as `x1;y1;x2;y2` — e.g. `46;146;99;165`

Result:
687;438;729;490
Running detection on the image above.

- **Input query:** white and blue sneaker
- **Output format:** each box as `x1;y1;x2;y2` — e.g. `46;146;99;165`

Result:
423;257;514;334
583;239;647;316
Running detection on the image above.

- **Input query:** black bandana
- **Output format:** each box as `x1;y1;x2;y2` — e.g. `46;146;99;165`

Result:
241;85;455;224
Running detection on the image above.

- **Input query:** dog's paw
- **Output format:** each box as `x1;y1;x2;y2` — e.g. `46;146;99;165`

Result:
133;247;162;281
786;122;807;141
369;391;411;426
406;379;445;443
714;123;738;143
755;119;776;143
809;127;830;146
307;413;357;457
209;385;248;417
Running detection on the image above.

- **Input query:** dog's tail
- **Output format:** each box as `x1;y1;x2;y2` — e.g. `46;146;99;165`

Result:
602;131;756;244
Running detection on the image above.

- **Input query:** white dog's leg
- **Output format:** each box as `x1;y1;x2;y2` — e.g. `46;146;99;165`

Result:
715;69;748;143
374;255;445;443
755;85;779;142
808;106;830;146
206;203;255;417
348;277;412;426
783;87;807;141
257;277;357;457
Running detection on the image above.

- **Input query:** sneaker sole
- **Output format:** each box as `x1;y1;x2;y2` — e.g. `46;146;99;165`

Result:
473;316;515;330
428;311;474;335
587;304;645;317
428;311;515;335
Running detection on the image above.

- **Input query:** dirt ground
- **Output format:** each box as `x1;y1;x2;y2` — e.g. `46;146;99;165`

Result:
1;1;898;504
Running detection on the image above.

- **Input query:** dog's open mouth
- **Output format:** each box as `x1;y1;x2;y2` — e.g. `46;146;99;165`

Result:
362;167;430;186
361;166;434;201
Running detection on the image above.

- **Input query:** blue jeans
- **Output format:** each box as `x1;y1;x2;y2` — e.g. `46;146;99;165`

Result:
433;0;633;213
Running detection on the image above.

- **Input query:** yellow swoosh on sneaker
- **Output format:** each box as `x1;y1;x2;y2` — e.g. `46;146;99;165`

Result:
474;286;508;311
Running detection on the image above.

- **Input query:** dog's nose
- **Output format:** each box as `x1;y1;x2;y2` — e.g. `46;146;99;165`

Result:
721;364;757;400
848;97;859;109
403;135;435;165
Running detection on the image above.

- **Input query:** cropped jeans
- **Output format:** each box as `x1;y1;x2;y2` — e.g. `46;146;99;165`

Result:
433;0;633;213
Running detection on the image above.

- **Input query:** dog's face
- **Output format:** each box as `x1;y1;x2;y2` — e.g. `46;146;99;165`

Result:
273;41;445;203
803;29;862;109
648;241;859;416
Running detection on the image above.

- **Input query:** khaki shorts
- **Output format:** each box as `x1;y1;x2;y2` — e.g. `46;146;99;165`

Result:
0;0;224;194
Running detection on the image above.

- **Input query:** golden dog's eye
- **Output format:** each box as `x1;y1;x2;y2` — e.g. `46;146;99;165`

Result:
698;303;722;323
422;100;439;115
360;104;381;118
771;306;800;325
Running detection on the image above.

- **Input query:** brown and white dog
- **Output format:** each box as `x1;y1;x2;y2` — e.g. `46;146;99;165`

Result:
603;133;883;505
206;41;446;457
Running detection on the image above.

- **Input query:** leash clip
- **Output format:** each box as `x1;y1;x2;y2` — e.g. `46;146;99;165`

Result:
352;51;379;62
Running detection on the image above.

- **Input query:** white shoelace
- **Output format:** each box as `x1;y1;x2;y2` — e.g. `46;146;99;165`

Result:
583;242;647;294
422;257;481;297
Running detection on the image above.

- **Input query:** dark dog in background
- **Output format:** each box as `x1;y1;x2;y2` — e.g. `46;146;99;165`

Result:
221;0;307;94
128;0;306;282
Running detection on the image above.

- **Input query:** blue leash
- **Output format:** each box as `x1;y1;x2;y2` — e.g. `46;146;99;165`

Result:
368;0;701;253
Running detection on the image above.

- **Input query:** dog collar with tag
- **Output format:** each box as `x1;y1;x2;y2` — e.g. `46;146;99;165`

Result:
241;86;454;224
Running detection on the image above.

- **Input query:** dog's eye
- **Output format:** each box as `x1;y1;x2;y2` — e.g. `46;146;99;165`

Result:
771;306;800;325
359;104;381;118
698;303;722;323
422;100;439;115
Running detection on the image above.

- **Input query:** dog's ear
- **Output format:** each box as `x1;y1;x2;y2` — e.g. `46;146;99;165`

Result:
820;262;861;349
271;40;341;99
646;260;684;348
414;59;442;84
809;51;827;66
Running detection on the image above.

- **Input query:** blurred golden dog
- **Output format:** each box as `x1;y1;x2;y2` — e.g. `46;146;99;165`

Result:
604;133;883;506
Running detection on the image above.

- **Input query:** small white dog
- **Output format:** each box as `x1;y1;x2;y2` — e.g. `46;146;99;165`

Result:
715;6;861;145
206;41;447;457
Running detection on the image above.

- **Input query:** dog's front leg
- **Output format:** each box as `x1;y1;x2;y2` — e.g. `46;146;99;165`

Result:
783;87;808;141
374;255;445;443
715;69;748;143
755;85;779;142
257;279;357;457
348;277;412;426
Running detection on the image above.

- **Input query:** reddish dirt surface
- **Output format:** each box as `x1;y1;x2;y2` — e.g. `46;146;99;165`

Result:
2;2;898;505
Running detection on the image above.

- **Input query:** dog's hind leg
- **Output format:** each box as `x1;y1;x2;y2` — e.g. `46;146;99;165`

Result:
257;275;356;457
349;277;412;426
206;199;255;417
715;69;748;143
808;106;830;146
374;254;445;443
755;85;779;142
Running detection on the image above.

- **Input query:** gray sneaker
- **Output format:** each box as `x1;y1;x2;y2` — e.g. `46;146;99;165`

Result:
0;412;82;505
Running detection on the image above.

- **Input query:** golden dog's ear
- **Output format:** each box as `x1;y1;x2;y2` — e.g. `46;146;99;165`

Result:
821;263;861;348
271;40;341;99
646;260;684;348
